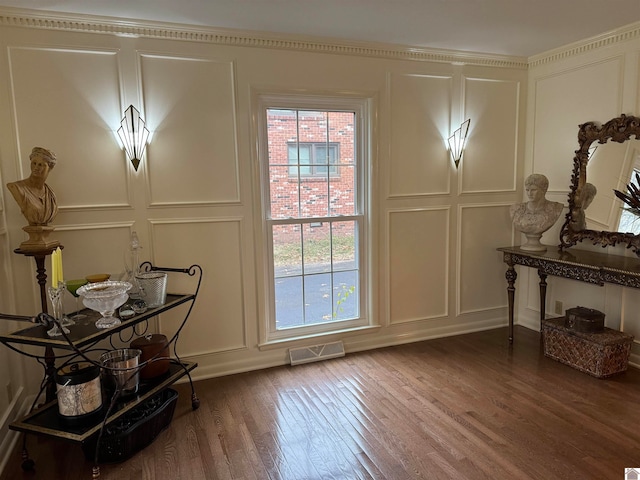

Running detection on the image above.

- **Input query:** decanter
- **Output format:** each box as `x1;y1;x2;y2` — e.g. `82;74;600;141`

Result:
123;231;143;299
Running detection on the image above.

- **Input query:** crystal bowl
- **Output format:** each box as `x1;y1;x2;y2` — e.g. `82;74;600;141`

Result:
77;281;132;329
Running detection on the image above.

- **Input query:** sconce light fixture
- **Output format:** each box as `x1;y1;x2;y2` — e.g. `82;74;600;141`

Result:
448;118;471;168
117;105;149;171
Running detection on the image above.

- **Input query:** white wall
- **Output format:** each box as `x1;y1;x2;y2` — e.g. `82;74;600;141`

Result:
523;24;640;361
0;7;526;467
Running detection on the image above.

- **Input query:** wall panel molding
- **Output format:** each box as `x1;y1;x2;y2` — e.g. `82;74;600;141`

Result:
149;217;248;356
460;77;520;195
388;73;452;198
138;53;240;207
457;203;514;316
386;207;450;325
7;46;130;209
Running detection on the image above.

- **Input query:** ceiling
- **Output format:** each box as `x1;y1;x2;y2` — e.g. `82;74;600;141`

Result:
0;0;639;57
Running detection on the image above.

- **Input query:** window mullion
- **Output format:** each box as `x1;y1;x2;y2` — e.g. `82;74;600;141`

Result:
295;111;302;217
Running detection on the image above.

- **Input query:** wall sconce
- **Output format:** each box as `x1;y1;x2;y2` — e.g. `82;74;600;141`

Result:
448;119;470;168
117;105;149;171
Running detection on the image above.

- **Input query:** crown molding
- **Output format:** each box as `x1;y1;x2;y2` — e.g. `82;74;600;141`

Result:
528;21;640;68
0;6;528;69
1;7;638;72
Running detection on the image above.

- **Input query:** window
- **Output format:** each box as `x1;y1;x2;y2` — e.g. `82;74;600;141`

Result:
618;168;640;234
257;95;370;342
288;142;339;177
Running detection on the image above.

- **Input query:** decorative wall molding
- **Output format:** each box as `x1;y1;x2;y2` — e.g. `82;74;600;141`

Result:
0;7;527;69
529;22;640;68
1;9;639;71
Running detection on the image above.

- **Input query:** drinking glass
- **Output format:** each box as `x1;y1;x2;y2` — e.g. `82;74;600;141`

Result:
46;283;70;337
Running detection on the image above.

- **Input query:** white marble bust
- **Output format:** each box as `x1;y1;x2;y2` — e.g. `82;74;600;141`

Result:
510;173;563;251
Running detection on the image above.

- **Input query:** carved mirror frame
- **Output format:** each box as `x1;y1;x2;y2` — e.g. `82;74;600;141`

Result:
559;114;640;255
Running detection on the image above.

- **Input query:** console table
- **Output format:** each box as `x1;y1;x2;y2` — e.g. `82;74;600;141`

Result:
497;246;640;343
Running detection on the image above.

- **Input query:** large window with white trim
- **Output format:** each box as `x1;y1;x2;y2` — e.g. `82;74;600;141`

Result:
258;95;370;341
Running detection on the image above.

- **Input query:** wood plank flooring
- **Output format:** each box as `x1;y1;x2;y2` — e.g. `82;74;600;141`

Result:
2;326;640;479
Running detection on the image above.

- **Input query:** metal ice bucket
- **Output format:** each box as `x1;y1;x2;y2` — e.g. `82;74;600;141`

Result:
100;348;142;395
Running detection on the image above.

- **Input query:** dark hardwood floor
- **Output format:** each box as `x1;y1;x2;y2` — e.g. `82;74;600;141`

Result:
2;326;640;480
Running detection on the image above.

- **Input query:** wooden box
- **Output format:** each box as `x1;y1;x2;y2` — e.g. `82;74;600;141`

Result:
564;306;605;333
542;317;634;378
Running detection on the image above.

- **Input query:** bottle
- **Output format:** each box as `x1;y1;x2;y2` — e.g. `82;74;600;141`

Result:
125;231;143;299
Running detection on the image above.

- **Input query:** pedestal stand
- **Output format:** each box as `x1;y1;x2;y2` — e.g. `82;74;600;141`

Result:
19;226;59;252
520;233;546;252
14;245;63;402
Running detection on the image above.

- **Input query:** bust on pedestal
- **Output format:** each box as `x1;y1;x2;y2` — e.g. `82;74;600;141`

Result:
6;147;59;251
510;173;563;252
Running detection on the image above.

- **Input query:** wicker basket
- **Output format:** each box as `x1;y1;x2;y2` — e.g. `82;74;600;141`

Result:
542;317;633;378
82;388;178;463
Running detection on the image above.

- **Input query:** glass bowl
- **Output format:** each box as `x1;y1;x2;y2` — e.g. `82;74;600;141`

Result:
77;281;132;329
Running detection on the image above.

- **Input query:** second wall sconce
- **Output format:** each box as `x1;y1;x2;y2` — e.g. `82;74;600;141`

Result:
448;119;470;168
118;105;150;171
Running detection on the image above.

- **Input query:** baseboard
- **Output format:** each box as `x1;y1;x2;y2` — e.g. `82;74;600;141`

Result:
188;316;509;382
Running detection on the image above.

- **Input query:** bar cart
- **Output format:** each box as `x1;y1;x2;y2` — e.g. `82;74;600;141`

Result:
0;262;202;478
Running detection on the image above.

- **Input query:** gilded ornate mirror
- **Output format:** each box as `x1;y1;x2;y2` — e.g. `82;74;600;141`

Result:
559;114;640;255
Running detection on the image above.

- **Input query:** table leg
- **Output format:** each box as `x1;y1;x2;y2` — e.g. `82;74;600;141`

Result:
538;270;547;332
505;264;517;344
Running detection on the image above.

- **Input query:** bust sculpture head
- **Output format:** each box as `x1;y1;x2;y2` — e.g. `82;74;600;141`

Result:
6;147;58;227
510;173;564;251
6;147;60;251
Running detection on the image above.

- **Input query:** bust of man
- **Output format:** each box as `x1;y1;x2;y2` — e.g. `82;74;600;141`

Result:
570;182;597;232
6;147;58;227
510;173;564;251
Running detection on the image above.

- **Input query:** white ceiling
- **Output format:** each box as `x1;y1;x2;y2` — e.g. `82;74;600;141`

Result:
1;0;640;57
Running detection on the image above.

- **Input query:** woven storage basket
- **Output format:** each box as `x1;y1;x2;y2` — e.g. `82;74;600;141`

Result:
82;388;178;463
542;317;633;378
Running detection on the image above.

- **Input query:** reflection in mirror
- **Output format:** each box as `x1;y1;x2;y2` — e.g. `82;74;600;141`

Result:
584;139;640;232
559;114;640;255
616;153;640;234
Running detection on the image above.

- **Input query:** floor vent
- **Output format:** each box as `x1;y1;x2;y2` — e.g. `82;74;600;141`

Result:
289;341;345;366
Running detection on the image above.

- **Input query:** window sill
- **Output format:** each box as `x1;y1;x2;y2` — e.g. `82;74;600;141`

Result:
257;324;381;351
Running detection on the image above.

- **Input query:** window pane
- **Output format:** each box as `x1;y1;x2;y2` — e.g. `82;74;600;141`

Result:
304;272;333;324
332;221;357;271
328;111;355;165
268;109;298;166
269;165;299;219
330;165;355;216
289;144;311;175
300;177;329;218
275;276;303;329
303;223;331;274
333;271;359;320
273;224;302;277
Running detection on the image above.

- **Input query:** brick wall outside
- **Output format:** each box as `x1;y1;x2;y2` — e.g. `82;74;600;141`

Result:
267;110;356;244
